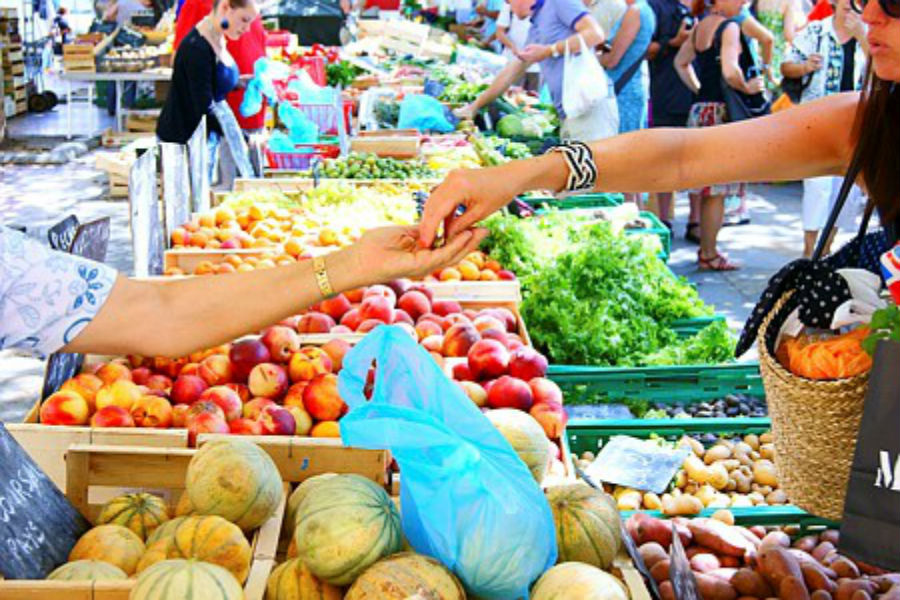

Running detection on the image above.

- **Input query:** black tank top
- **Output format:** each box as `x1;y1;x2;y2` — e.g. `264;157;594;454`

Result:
694;21;728;104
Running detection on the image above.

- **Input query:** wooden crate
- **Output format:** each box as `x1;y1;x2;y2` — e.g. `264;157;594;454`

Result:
126;111;159;133
0;444;285;600
234;176;441;190
350;135;420;159
163;247;278;272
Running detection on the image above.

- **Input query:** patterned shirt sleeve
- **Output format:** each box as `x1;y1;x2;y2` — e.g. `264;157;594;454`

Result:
0;226;118;357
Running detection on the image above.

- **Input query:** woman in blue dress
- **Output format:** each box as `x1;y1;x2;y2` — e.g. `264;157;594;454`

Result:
602;0;657;133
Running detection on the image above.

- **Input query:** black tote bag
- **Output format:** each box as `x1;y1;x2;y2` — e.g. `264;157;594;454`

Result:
714;19;772;122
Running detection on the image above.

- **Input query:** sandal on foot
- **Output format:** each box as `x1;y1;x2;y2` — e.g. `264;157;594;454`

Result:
661;219;673;232
698;251;740;271
685;222;701;244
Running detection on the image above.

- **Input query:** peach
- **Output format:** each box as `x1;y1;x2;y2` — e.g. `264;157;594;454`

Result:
310;421;341;438
186;400;226;422
443;314;472;330
484;259;502;273
91;405;135;428
288;348;333;382
243;397;276;420
340;308;363;331
297;313;336;334
458;260;480;281
480;328;510;347
479;270;499;281
224;382;251;403
248;363;289;399
441;323;481;358
229;418;263;435
152;356;188;379
363;284;397;307
452;363;474;381
498;270;517;281
432;300;462;317
60;373;104;410
508;347;548;381
463;309;479;320
473;314;507;334
529;377;564;406
406;284;434;302
507;339;525;352
344;288;365;303
261;325;300;363
179;363;201;377
258;404;296;436
131;367;152;386
172;404;191;428
302;374;346;422
357;319;386;333
95;380;142;412
318;294;352;321
130;395;174;428
199;386;243;422
198;354;235;386
486;375;534;411
457;381;488;407
284;405;313;435
95;362;133;385
321;339;352;372
414;320;443;341
530;401;568;439
439;267;461;282
420;335;444;353
187;412;229;446
360;296;393;324
40;390;90;426
467;339;510;380
229;339;272;382
170;375;209;406
485;308;517;332
385;279;411;298
397;290;431;322
279;315;301;330
392;310;415;327
331;325;353;334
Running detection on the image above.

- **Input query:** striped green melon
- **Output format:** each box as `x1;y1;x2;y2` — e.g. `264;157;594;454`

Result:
95;492;170;541
545;484;622;569
136;515;252;584
265;558;342;600
531;562;629;600
47;559;128;581
69;525;145;575
130;559;243;600
345;552;465;600
147;516;188;546
186;439;282;531
293;474;402;586
283;473;337;538
486;408;553;483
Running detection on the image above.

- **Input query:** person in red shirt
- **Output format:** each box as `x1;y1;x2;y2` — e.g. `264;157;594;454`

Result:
174;0;267;130
807;0;835;20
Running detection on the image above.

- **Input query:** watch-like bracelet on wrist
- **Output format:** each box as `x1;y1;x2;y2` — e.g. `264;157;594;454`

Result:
312;255;335;299
549;142;598;192
551;42;561;58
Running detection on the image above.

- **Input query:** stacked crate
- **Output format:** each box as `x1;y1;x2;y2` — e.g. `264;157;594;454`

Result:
1;7;26;116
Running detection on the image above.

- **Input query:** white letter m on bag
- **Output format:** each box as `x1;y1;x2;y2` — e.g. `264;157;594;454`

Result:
875;451;900;491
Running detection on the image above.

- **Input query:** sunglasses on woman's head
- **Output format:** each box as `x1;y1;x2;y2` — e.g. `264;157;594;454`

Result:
851;0;900;18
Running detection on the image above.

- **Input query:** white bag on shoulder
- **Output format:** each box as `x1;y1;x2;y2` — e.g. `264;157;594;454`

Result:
562;34;609;119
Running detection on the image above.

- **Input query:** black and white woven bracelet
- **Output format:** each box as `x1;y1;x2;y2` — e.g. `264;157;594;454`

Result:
549;141;598;192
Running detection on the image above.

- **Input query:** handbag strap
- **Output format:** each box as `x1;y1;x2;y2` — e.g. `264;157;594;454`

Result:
811;149;867;262
614;53;645;95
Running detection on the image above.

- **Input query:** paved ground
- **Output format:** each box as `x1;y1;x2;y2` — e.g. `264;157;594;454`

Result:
1;105;850;424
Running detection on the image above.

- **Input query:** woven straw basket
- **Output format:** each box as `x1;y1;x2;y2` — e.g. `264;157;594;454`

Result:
757;291;870;520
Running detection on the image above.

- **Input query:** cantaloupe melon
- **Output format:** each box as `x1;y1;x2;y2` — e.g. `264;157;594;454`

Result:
147;516;188;546
344;552;465;600
531;562;629;600
130;559;243;600
283;473;337;538
486;408;553;483
545;484;622;569
68;525;145;575
47;559;128;581
95;492;170;541
265;558;343;600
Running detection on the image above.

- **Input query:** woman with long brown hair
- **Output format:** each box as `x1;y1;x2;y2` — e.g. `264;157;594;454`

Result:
418;0;899;259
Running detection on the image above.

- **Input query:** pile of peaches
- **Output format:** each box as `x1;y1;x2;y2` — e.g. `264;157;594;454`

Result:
39;330;354;446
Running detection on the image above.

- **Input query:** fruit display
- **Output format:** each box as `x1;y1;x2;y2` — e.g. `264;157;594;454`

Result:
94;492;170;541
313;153;436;180
486;408;554;483
131;559;244;600
573;432;788;513
344;552;466;600
46;559;129;581
545;484;623;570
531;562;630;600
68;524;146;575
628;511;900;600
265;558;343;600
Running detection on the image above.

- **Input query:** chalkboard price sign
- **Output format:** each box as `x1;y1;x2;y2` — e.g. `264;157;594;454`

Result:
41;352;85;401
47;215;80;253
0;423;91;579
69;217;111;262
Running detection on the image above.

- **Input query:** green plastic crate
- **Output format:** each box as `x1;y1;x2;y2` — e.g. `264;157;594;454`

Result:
620;506;837;530
519;192;624;210
548;362;764;405
625;210;672;262
670;314;728;339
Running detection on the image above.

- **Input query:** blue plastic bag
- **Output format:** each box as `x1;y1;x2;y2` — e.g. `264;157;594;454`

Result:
277;104;319;144
240;78;264;117
337;327;557;600
397;94;455;133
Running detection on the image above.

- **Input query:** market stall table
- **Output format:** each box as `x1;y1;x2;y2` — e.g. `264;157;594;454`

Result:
60;70;172;138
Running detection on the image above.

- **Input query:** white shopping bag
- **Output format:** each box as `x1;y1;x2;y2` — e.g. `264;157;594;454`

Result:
562;34;609;119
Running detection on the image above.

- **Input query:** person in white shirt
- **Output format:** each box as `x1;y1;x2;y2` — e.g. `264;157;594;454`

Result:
495;1;541;89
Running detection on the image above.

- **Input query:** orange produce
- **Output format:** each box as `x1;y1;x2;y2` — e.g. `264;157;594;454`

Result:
777;327;872;380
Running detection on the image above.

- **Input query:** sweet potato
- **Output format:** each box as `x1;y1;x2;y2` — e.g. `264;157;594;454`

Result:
759;547;804;589
830;558;860;580
634;513;672;547
810;591;833;600
793;536;820;554
721;556;741;568
750;526;768;540
688;545;721;559
639;542;669;569
733;568;775;598
856;561;887;577
695;572;739;600
882;586;900;600
626;513;641;545
689;519;756;557
735;527;763;549
834;580;878;600
708;568;740;583
788;549;838;579
671;517;695;546
651;559;671;584
660;580;677;600
802;564;837;593
812;542;836;562
819;531;840;546
849;591;871;600
871;574;900;593
779;576;812;600
760;531;791;551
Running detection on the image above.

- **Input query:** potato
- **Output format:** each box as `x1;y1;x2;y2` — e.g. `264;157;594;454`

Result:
766;489;788;505
738;453;754;467
760;443;776;460
706;445;733;465
684;483;700;496
754;461;779;487
735;442;754;456
735;474;753;495
644;492;662;510
617;490;643;511
760;432;774;444
691;553;722;573
680;435;705;457
662;494;704;516
712;509;735;526
695;572;739;600
744;434;760;450
650;559;671;583
696;484;718;506
685;454;712;484
801;564;837;593
709;464;731;490
733;568;775;598
812;542;836;562
726;478;738;492
730;495;754;508
830;558;860;580
748;492;767;505
780;575;812;600
758;547;803;588
760;531;791;551
674;470;688;488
